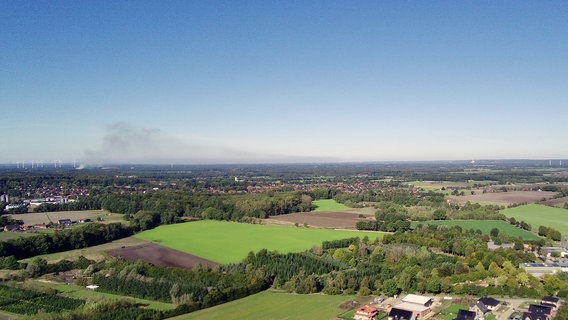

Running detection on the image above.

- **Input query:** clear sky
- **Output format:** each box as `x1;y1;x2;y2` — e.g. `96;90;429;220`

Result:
1;1;567;165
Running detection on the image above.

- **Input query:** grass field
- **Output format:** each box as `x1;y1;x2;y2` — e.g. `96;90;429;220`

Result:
135;220;381;264
411;220;541;241
33;281;174;311
313;199;350;212
501;204;568;236
170;290;355;320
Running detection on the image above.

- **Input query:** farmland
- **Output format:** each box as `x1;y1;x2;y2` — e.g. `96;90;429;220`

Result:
6;210;122;226
170;290;356;320
135;220;381;264
267;210;373;229
312;199;350;212
448;190;556;206
33;281;174;311
411;220;541;241
501;204;568;236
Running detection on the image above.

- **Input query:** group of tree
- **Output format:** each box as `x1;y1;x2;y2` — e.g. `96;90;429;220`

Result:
0;223;133;260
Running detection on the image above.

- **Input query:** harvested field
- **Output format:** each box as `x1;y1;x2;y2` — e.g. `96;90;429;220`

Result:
107;243;218;269
541;196;568;206
267;211;371;229
448;190;556;205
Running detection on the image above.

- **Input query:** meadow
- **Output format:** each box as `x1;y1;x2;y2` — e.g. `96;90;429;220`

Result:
411;220;541;241
312;199;350;212
501;204;568;236
169;290;355;320
135;220;380;264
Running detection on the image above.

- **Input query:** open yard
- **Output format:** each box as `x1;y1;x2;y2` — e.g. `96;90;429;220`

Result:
267;210;373;229
448;190;556;206
412;220;541;241
169;290;356;320
135;220;382;264
501;204;568;236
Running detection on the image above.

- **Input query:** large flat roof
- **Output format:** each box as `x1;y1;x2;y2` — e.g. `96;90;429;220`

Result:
402;294;432;305
395;302;430;313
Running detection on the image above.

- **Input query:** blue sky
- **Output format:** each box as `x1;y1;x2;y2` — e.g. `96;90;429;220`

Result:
1;1;567;164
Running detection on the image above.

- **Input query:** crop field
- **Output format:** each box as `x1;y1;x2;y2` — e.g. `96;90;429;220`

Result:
312;199;350;212
6;210;122;226
34;281;174;311
501;204;568;236
135;220;381;264
170;290;355;320
448;190;556;206
107;243;219;269
411;220;541;241
267;210;372;229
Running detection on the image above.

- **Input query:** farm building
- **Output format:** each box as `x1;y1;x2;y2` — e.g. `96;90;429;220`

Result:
58;219;72;227
520;263;568;277
401;294;432;307
354;305;378;320
3;225;21;232
388;294;432;319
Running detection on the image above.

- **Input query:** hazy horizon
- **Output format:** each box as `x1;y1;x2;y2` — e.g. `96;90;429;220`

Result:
2;2;567;164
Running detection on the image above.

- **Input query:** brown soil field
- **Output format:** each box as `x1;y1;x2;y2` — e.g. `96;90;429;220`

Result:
266;211;372;229
541;196;568;206
107;243;219;269
448;190;556;205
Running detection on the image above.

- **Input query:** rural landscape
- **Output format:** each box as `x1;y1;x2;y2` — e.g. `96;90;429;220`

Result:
0;160;567;319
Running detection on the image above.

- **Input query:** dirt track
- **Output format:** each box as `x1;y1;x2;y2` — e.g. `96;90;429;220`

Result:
107;243;219;269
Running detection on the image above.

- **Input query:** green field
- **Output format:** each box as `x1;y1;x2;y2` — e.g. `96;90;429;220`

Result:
501;204;568;236
411;220;541;241
135;220;380;264
34;281;174;311
313;199;350;212
170;290;355;320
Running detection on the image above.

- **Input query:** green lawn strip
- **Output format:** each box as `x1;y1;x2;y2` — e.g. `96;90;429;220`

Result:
501;204;568;236
411;220;541;241
313;199;350;212
169;290;355;320
436;304;469;320
135;220;382;264
34;281;174;311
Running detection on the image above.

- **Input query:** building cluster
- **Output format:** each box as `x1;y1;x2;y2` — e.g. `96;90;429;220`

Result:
351;294;562;320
